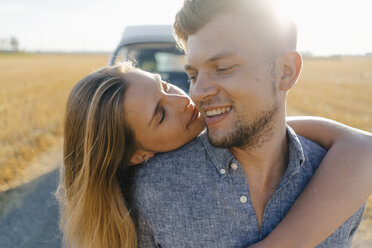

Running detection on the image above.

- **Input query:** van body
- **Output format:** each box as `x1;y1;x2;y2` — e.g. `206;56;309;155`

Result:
109;25;189;93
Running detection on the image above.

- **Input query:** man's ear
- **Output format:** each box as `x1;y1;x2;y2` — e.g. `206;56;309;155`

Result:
279;51;302;91
130;150;154;165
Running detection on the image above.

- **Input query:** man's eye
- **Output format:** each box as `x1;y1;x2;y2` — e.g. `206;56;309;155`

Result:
188;75;197;84
216;66;233;73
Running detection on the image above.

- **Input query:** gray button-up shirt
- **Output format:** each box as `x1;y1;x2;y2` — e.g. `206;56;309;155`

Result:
124;126;365;247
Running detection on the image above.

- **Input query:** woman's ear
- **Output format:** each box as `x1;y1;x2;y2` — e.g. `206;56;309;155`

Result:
279;51;302;91
130;150;154;165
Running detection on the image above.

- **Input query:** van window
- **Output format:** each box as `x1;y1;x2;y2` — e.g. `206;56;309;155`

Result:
113;45;185;73
113;43;189;93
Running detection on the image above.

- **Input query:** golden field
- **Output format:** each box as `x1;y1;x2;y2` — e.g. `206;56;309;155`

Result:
0;54;371;245
287;56;372;132
0;53;109;190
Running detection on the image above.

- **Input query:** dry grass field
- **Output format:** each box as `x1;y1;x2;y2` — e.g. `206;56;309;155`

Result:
0;53;109;191
287;56;372;132
0;53;371;245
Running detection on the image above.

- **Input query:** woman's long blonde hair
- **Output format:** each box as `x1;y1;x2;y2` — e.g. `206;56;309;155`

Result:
56;63;138;248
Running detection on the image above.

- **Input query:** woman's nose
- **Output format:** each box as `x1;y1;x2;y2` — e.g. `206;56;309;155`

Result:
165;93;191;112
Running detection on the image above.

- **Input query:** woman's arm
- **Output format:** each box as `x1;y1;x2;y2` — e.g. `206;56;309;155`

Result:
251;116;372;248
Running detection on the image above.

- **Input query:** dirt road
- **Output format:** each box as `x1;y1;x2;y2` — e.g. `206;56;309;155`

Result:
0;169;61;248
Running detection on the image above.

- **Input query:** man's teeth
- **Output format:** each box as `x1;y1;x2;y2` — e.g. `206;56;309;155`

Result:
206;107;231;117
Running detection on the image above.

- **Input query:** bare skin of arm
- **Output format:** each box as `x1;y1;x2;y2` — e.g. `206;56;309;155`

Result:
250;116;372;248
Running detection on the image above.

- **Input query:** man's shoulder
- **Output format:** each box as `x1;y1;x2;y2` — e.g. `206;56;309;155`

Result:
124;131;212;208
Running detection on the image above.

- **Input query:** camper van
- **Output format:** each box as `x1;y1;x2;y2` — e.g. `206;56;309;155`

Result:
110;25;189;93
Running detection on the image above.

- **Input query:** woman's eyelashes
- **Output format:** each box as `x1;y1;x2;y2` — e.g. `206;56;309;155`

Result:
163;82;170;92
157;82;169;125
159;107;165;124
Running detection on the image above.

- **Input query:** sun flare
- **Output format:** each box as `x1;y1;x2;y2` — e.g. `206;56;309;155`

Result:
271;0;372;55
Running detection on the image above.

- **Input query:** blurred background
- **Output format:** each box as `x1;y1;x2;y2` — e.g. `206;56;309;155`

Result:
0;0;371;247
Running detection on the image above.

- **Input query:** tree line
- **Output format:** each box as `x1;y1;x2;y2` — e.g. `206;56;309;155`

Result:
0;37;19;52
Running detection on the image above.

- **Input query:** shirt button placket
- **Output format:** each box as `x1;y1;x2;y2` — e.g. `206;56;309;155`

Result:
230;163;238;170
240;195;248;203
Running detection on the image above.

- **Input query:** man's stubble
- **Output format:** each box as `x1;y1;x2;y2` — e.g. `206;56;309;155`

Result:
207;61;279;150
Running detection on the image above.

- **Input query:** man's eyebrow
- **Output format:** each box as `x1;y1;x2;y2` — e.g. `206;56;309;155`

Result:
206;51;237;63
184;51;238;71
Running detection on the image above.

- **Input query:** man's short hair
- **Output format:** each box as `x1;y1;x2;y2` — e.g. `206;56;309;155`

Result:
174;0;297;55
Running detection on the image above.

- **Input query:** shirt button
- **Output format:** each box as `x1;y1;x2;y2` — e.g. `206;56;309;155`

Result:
220;168;226;175
240;196;248;203
231;163;238;170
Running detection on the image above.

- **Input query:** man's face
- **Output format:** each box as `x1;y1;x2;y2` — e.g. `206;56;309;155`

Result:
185;12;281;149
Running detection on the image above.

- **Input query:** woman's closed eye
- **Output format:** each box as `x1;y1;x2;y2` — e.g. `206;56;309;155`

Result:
156;82;170;125
159;107;166;124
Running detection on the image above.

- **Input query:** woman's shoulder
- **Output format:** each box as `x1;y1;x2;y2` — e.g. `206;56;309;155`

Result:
141;133;205;169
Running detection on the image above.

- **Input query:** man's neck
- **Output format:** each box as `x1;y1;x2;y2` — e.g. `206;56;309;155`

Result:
230;119;289;230
230;120;288;182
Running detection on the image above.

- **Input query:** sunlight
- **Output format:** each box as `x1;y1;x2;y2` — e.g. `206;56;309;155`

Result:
0;0;371;54
271;0;372;55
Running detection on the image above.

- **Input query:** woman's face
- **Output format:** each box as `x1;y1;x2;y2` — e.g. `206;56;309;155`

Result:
124;69;205;154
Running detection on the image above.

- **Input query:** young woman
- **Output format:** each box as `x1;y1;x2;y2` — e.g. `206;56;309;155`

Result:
57;62;372;248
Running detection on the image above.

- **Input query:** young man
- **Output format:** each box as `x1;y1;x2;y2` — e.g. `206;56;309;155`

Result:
126;1;367;247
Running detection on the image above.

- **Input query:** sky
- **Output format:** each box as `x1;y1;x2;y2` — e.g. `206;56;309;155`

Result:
0;0;371;56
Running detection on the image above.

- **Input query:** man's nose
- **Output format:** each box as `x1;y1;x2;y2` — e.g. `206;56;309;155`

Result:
189;72;218;105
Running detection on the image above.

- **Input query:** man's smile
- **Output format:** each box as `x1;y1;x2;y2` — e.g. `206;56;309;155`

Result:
203;105;232;126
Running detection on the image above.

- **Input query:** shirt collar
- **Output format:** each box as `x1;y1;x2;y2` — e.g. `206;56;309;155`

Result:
201;125;306;179
201;132;234;178
285;125;306;176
